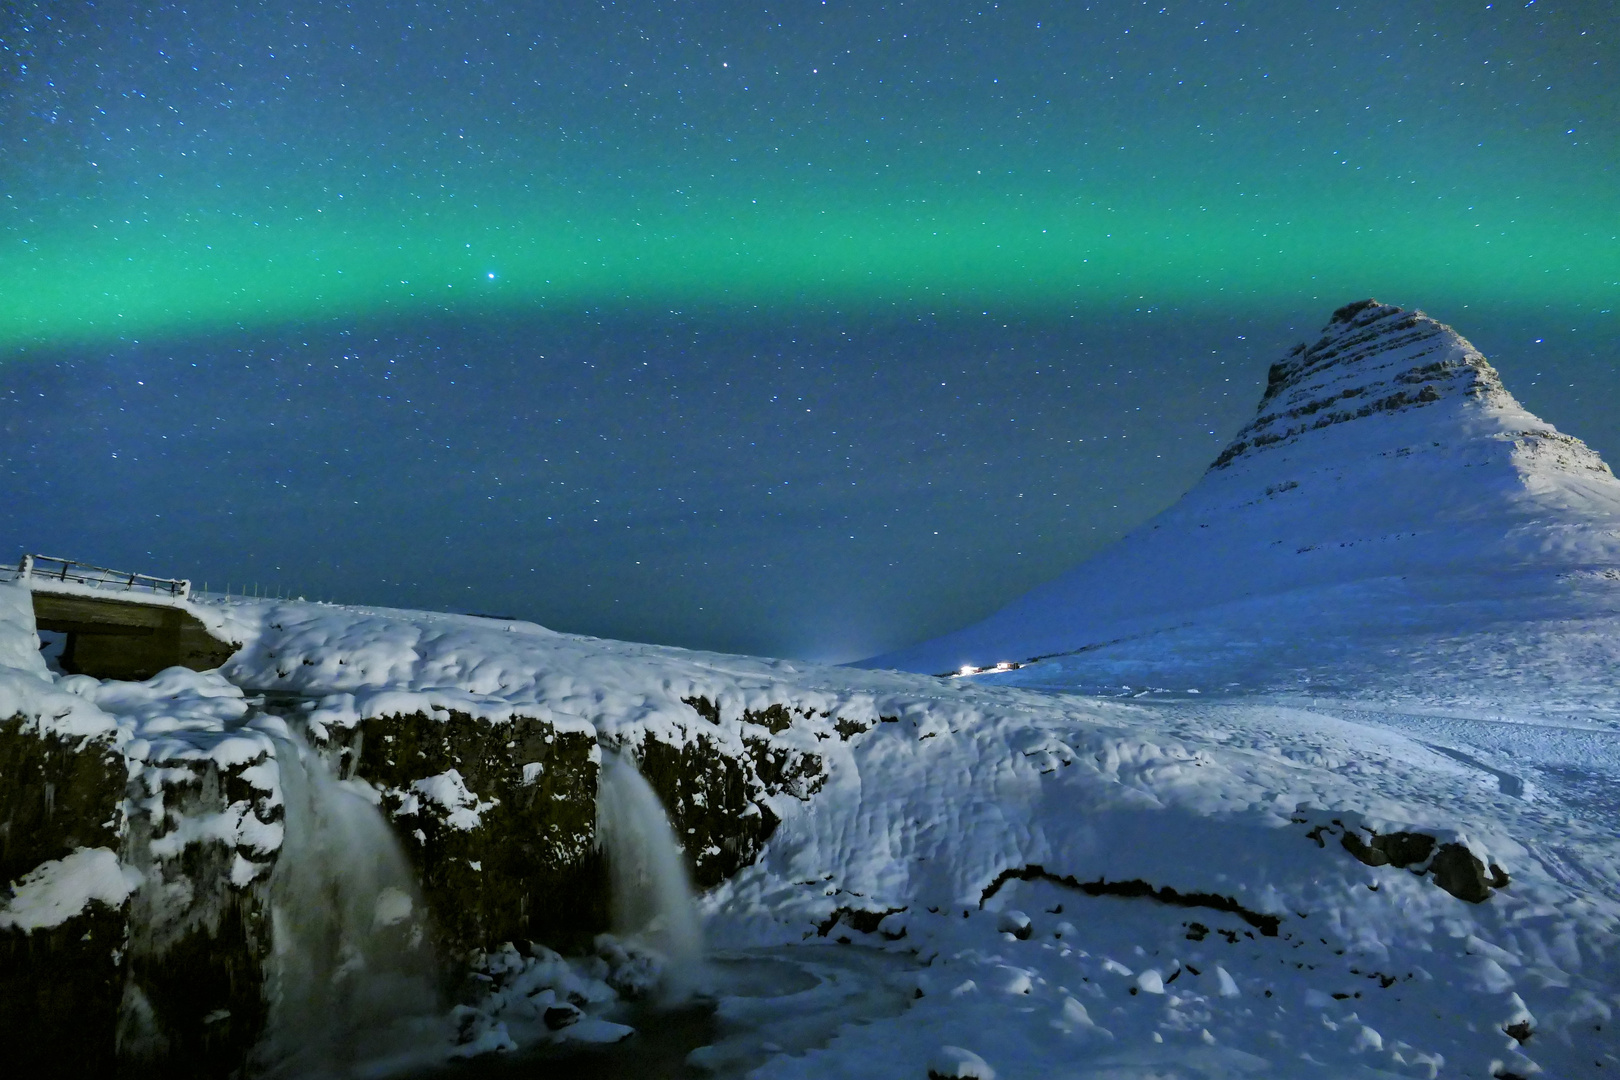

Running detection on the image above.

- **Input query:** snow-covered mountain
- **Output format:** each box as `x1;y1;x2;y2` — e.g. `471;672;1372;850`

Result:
868;300;1620;704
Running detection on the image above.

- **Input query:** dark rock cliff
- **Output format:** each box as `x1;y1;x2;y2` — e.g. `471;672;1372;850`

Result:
0;715;128;1078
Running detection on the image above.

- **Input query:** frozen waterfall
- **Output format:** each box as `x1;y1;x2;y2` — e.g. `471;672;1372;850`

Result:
595;747;704;985
259;729;439;1076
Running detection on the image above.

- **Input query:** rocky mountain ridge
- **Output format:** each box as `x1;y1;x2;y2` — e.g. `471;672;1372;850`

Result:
1212;299;1511;469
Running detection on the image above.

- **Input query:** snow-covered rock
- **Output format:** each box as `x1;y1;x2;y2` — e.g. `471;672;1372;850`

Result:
928;1045;996;1079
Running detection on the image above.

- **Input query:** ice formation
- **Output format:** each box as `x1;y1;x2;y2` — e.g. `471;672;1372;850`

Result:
595;747;704;974
258;730;437;1077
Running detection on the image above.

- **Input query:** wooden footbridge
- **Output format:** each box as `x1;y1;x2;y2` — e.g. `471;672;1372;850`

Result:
7;555;236;680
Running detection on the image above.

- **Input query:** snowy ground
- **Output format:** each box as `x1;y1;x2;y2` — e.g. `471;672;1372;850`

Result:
204;596;1620;1075
4;584;1618;1078
702;689;1619;1080
448;669;1620;1079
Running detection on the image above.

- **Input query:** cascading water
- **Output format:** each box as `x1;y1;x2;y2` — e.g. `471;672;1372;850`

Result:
595;747;704;988
260;728;440;1077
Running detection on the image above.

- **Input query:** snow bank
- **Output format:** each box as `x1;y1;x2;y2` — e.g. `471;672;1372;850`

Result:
203;591;1620;1076
0;580;119;739
0;847;140;930
0;580;51;680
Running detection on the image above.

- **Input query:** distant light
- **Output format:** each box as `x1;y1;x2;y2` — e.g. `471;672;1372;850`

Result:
487;272;497;280
959;665;976;676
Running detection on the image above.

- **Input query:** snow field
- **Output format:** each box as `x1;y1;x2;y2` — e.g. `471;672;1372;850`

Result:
4;582;1618;1076
707;692;1618;1078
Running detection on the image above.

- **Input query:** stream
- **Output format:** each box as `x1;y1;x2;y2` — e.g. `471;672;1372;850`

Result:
404;944;920;1080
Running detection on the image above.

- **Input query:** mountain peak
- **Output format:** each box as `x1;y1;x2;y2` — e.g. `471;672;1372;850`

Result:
1211;300;1512;472
865;300;1620;682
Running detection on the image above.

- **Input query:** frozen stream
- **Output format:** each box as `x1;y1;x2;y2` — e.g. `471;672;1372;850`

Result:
405;944;920;1079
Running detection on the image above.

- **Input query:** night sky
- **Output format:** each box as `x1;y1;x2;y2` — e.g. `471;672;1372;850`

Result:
3;1;1615;662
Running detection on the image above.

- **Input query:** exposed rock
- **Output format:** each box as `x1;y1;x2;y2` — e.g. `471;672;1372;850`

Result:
1212;300;1516;472
117;746;275;1078
681;695;721;725
1301;814;1508;904
543;1003;583;1030
1429;842;1501;904
1338;828;1434;868
280;692;831;961
630;697;826;890
978;865;1281;937
995;909;1033;940
1;702;277;1079
313;707;605;959
0;714;126;893
834;716;873;741
742;702;794;734
816;905;908;938
0;715;128;1078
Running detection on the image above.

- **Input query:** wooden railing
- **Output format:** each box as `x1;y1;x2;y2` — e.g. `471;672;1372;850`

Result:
8;554;191;600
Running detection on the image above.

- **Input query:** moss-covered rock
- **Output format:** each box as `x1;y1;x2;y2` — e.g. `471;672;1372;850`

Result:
1299;813;1511;904
0;713;126;884
0;904;128;1078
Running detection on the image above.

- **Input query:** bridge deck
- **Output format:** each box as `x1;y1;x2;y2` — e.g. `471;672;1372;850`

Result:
8;556;235;680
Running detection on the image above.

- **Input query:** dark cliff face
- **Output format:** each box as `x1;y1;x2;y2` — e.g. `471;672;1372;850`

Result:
314;707;606;961
0;693;833;1076
1211;300;1511;472
118;745;276;1080
0;715;276;1080
635;698;827;891
291;695;829;965
0;716;128;1079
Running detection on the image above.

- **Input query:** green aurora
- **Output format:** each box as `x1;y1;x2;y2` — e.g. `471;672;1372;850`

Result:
6;171;1614;348
5;0;1618;660
6;2;1615;349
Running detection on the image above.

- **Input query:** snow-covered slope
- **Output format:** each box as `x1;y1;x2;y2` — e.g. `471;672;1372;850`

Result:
867;300;1620;702
173;597;1620;1077
6;582;1620;1076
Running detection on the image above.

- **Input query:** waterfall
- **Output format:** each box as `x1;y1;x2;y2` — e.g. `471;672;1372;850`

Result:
260;729;439;1077
595;747;704;981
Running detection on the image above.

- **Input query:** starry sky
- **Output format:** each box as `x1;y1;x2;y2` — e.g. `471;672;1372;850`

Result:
3;1;1616;662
